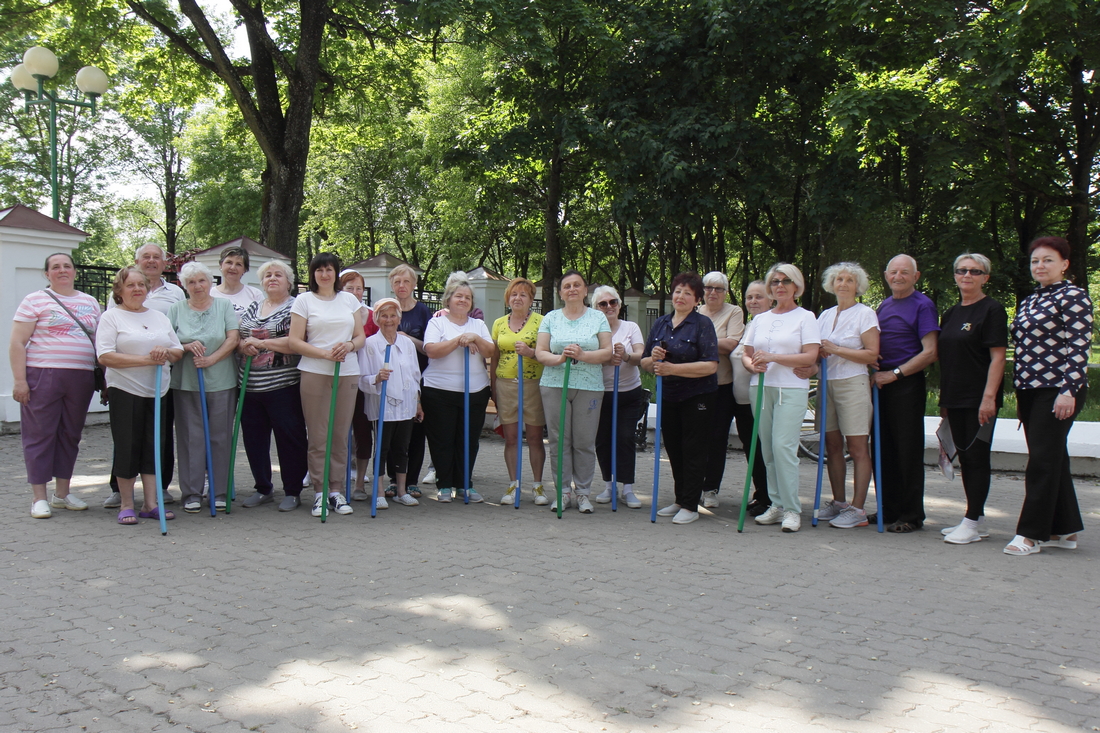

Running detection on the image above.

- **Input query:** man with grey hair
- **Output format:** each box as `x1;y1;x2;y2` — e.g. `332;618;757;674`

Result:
104;243;184;508
871;254;939;532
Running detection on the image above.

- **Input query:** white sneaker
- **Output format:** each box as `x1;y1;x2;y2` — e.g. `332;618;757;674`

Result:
395;494;419;506
577;496;594;514
330;492;353;515
550;492;572;511
755;506;784;525
375;495;389;510
103;492;122;509
622;490;642;509
702;490;719;509
656;503;680;517
311;494;325;516
31;500;52;519
944;524;983;544
672;508;699;524
421;468;437;485
501;481;519;505
594;489;612;504
941;516;990;538
302;474;312;488
50;493;87;511
781;510;801;532
532;484;549;506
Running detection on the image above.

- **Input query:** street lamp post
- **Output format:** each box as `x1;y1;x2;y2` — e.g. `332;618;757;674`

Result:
9;46;109;220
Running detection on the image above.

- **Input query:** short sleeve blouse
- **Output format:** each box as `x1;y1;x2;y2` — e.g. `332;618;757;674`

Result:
13;289;102;371
168;297;240;392
537;308;611;391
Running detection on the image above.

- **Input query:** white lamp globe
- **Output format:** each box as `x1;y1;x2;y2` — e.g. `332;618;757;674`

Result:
10;64;38;91
76;66;109;95
22;46;59;79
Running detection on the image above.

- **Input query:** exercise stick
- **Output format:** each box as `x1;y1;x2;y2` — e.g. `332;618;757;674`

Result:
812;359;827;526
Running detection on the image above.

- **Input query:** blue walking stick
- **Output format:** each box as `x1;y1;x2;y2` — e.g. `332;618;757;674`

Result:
345;428;354;502
872;377;885;533
514;354;523;509
371;343;392;518
812;359;828;526
463;346;471;504
154;364;167;535
649;372;663;523
611;364;620;512
197;366;216;518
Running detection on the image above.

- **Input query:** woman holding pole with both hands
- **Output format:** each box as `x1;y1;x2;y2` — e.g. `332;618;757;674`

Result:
641;272;719;525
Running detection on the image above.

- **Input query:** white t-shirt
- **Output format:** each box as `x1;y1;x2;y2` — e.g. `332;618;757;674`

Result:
290;291;362;376
422;316;492;392
211;283;264;317
601;320;644;392
816;303;879;381
95;308;182;398
742;307;821;389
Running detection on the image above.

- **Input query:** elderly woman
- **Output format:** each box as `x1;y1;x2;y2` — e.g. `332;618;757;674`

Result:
211;246;263;316
168;262;241;513
697;271;746;509
742;264;821;533
937;254;1008;544
491;277;547;505
96;266;183;525
290;253;365;517
422;272;497;503
641;272;719;525
591;285;645;509
813;263;879;529
389;263;432;496
236;260;309;511
536;270;612;514
340;269;380;502
359;298;423;506
732;281;771;516
1004;237;1092;556
11;253;102;518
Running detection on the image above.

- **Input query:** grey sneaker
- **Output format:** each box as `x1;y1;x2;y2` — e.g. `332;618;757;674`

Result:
395;494;419;506
50;493;88;511
622;490;642;509
466;490;484;503
656;503;680;517
577;496;594;513
829;506;868;528
594;489;613;504
103;492;122;509
242;492;273;508
702;490;719;509
278;495;301;511
816;500;846;521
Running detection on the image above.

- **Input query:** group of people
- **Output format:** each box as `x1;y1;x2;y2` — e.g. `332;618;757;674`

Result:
11;238;1091;555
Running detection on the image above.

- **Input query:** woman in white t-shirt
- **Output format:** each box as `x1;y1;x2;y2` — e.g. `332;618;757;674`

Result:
590;285;645;509
813;262;879;529
421;272;497;503
741;263;821;533
289;253;365;517
210;246;263;317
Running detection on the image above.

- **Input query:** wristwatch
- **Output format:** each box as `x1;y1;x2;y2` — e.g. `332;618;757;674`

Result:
892;367;904;379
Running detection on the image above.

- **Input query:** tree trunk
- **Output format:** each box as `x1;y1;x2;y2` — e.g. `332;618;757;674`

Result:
542;138;564;313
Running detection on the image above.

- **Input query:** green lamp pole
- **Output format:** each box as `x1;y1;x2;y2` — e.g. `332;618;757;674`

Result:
9;46;109;221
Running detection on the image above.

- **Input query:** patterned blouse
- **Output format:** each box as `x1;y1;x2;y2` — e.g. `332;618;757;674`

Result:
1011;281;1093;397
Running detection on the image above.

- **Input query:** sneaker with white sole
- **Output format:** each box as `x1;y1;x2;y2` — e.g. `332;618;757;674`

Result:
577;496;594;513
465;490;484;503
395;494;419;506
941;516;990;538
31;500;52;519
781;510;801;532
702;491;719;509
501;481;519;505
375;495;389;510
944;524;983;544
817;499;846;521
438;488;453;503
532;484;549;506
214;499;227;511
622;490;642;509
330;493;353;515
594;489;612;504
421;468;437;484
672;508;699;524
311;494;326;516
829;506;868;528
184;500;202;513
103;492;122;509
50;494;88;511
550;492;572;512
755;506;784;525
656;503;680;517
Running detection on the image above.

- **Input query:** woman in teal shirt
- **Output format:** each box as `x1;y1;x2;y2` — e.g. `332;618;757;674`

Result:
168;262;240;513
535;270;612;514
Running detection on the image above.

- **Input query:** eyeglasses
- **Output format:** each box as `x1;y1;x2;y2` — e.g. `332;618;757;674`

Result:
703;286;726;293
954;268;986;276
595;299;619;308
769;277;793;286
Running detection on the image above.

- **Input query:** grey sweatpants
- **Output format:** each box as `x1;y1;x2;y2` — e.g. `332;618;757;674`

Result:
541;387;603;495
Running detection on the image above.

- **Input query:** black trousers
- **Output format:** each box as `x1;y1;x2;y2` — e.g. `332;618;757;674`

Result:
390;415;426;485
878;371;926;526
109;387;173;487
701;382;736;493
731;400;769;506
946;407;995;521
376;418;415;475
241;383;309;496
352;389;374;460
1016;387;1086;541
422;386;491;491
595;386;646;484
661;390;716;512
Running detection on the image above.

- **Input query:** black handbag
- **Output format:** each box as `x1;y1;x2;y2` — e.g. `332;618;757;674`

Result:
43;289;107;394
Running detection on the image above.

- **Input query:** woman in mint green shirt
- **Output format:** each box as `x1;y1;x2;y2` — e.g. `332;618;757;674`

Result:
168;262;240;513
535;270;612;514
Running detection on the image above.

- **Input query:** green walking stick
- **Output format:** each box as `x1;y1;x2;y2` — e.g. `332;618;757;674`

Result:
320;362;341;523
225;356;252;514
737;371;766;533
556;358;572;519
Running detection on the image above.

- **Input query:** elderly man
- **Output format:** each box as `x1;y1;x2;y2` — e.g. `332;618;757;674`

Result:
104;244;185;508
871;255;939;532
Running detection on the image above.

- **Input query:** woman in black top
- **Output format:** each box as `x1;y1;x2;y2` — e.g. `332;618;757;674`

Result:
1005;237;1093;556
641;272;719;525
937;253;1007;545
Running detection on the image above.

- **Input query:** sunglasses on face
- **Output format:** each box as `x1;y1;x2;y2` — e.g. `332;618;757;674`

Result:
954;268;986;276
596;299;619;308
769;277;793;286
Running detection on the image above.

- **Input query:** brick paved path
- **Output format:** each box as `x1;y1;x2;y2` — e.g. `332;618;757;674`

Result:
1;424;1097;732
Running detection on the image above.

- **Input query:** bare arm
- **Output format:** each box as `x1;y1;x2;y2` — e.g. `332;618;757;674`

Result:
979;346;1007;424
820;327;880;365
535;332;568;367
9;321;34;404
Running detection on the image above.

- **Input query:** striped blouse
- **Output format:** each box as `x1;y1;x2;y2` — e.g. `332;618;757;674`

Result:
237;297;301;392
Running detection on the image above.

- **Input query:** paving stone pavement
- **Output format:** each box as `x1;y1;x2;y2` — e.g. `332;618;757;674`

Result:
2;422;1098;733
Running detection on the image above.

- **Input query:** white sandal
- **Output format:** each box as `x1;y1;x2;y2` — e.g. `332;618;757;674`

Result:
1003;535;1041;556
1040;535;1078;550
